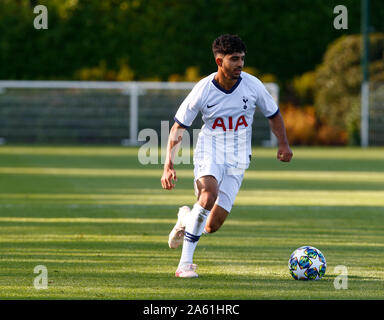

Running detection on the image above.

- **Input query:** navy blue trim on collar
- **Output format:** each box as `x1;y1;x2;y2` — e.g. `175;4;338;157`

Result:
174;117;189;128
212;76;242;94
267;108;280;119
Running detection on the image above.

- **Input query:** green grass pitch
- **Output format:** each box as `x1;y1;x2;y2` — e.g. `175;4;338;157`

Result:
0;146;383;299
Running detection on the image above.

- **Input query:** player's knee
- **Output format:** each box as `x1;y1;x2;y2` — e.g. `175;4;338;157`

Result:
199;191;217;210
205;222;220;234
204;221;223;233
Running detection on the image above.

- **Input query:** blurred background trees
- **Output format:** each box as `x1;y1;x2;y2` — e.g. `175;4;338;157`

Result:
1;0;384;145
315;33;384;145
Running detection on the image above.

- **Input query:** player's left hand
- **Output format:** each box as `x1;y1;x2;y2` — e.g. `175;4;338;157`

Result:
277;145;293;162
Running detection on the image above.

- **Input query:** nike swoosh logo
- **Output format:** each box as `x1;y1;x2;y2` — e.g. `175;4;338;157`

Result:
207;103;218;108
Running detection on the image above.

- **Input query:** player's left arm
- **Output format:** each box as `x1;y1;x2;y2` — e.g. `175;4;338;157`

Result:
268;112;293;162
252;76;292;162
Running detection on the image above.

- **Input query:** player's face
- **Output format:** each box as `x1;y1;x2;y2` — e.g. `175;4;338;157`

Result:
221;52;245;79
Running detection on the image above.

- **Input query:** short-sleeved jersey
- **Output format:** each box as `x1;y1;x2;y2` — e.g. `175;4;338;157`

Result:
174;71;279;169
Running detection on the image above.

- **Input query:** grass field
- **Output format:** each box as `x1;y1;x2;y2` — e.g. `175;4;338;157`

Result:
0;145;383;300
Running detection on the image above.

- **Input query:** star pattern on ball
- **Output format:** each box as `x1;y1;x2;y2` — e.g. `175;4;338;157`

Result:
288;246;327;280
310;254;325;272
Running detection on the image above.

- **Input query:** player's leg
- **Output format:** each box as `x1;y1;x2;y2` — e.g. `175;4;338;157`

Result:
204;167;245;234
194;175;219;210
204;203;228;233
168;175;218;249
175;175;219;278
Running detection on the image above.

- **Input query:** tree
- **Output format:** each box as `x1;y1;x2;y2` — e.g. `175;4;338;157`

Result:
314;33;384;144
1;0;384;82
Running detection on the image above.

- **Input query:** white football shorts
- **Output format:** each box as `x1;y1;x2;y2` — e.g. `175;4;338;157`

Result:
193;161;245;213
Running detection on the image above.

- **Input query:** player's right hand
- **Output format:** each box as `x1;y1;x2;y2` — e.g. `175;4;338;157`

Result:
161;165;177;190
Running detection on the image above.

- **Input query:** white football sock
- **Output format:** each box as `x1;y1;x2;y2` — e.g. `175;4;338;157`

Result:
178;202;210;267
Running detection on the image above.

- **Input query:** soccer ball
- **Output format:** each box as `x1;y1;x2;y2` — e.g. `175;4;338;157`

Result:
288;246;326;280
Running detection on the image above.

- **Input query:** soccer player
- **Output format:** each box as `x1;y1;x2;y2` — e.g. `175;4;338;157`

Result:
161;34;293;278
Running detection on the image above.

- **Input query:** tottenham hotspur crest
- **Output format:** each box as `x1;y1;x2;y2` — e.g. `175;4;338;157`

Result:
242;96;248;110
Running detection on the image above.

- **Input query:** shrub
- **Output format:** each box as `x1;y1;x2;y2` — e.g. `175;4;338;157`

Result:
314;33;384;145
280;103;317;145
280;103;348;146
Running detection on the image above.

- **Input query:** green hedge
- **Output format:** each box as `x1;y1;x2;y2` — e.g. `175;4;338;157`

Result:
1;0;383;82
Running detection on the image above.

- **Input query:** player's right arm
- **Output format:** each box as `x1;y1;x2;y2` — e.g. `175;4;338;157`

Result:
161;122;185;190
161;77;207;190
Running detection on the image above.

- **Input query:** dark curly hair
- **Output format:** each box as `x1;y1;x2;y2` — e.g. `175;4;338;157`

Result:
212;34;247;57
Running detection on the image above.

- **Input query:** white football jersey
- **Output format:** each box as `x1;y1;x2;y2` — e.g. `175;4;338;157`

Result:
174;71;279;169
